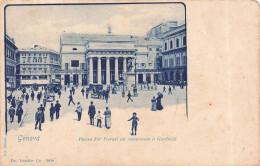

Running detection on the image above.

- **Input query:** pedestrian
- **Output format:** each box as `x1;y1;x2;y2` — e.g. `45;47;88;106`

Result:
43;97;47;108
64;86;67;92
16;104;24;123
86;88;89;99
58;90;61;98
127;112;139;136
8;106;15;123
75;102;82;121
31;91;35;101
68;94;75;106
95;111;103;128
163;86;166;93
88;101;96;126
11;97;16;108
105;91;109;103
81;88;85;97
151;96;157;111
127;91;133;102
156;93;164;111
25;93;29;103
35;107;44;131
70;89;72;95
37;93;41;103
55;100;61;119
168;86;172;95
49;103;55;121
173;84;176;90
103;107;111;129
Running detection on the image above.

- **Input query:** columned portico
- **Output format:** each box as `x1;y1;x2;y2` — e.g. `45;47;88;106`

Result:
123;57;127;74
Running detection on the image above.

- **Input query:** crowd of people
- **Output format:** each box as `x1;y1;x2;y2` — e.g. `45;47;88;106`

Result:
7;81;185;135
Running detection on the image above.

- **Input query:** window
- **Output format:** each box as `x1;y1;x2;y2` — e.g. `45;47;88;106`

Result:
44;57;47;63
136;63;139;68
176;57;180;65
22;57;26;63
33;57;37;62
28;68;31;73
183;36;186;46
65;63;69;70
32;76;37;80
80;63;85;70
72;48;77;50
27;57;31;63
148;63;152;66
164;42;167;50
156;48;159;51
176;39;179;47
169;59;174;66
38;57;42;63
50;58;54;63
149;48;152;51
141;63;146;68
39;76;47;80
44;68;47;73
156;53;160;56
170;40;173;49
33;68;37;73
182;56;187;65
38;68;42;73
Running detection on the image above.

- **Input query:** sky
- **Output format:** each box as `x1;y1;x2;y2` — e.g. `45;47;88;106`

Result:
6;3;185;51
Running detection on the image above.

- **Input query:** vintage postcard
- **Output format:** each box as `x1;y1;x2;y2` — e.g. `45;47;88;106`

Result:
0;0;259;165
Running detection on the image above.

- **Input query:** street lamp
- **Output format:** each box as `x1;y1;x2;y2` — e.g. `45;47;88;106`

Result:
133;52;138;97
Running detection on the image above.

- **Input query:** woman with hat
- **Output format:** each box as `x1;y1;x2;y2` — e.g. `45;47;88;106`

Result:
103;107;111;129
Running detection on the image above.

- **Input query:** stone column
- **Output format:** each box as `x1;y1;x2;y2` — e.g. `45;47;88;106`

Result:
97;57;101;84
123;57;127;73
61;74;65;86
143;73;146;83
89;58;93;84
106;58;110;84
115;57;119;81
150;73;154;83
78;74;82;86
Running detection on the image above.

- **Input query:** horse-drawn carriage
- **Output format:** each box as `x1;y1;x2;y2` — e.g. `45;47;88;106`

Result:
90;84;103;99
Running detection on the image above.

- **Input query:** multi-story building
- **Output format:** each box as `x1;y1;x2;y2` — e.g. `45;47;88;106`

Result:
160;24;187;82
147;21;178;38
135;37;162;84
59;33;163;86
5;35;18;88
16;45;61;86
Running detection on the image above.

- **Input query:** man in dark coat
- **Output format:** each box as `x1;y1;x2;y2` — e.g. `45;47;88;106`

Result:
11;97;16;108
81;88;85;97
16;104;24;123
8;106;15;123
68;94;75;106
31;91;35;101
88;101;96;126
105;91;110;103
86;89;89;99
55;100;61;119
127;91;133;102
163;86;166;93
25;93;29;103
35;107;44;131
37;93;41;103
49;103;55;121
58;90;61;98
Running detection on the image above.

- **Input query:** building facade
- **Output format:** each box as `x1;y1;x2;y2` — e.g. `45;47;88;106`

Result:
16;45;61;86
5;35;18;88
160;24;187;82
60;33;163;86
147;21;178;38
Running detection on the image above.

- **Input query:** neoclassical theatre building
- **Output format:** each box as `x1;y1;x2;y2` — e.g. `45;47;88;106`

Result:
59;33;162;86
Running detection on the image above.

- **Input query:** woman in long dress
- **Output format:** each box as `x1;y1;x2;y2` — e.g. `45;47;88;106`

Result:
104;107;111;129
156;94;163;110
151;96;157;111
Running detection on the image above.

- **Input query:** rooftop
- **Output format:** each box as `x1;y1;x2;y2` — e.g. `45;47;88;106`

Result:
19;45;59;54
